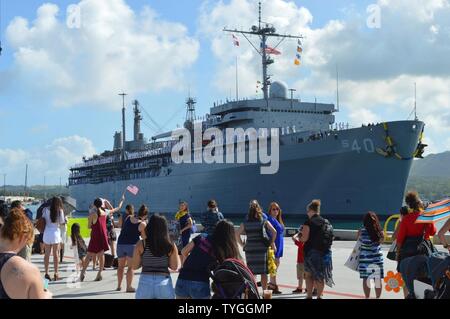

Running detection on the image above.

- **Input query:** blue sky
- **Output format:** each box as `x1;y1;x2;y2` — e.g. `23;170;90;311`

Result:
0;0;449;185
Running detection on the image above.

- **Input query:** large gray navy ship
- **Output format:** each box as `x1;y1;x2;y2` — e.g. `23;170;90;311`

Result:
69;4;426;218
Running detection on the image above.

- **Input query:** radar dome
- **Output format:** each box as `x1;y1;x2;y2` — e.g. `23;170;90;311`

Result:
270;81;288;99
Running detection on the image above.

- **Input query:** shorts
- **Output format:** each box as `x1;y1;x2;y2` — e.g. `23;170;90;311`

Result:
117;244;135;258
136;274;175;299
175;279;211;299
304;249;325;282
78;249;87;260
297;263;305;280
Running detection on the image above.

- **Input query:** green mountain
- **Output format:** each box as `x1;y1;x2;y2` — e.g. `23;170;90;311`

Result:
1;185;69;199
407;151;450;201
411;151;450;177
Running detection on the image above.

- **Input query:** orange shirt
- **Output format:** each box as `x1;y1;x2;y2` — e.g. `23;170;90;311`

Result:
396;211;437;247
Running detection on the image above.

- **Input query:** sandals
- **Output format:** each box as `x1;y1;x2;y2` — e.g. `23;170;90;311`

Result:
45;273;52;282
292;288;304;294
94;273;103;282
268;283;282;294
54;273;60;281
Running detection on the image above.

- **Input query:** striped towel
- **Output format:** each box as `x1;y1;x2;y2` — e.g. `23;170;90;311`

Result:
416;198;450;224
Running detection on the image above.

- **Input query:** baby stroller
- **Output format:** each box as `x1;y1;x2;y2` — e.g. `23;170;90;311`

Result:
401;252;450;299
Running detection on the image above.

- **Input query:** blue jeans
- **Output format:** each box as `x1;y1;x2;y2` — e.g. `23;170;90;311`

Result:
175;278;211;299
399;255;429;293
136;274;175;299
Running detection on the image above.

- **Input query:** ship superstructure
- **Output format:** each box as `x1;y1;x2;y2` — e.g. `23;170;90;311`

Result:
69;3;425;217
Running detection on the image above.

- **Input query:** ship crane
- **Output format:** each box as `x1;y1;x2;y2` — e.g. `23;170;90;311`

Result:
223;1;304;102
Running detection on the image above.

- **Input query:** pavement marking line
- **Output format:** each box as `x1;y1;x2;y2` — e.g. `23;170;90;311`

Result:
277;283;366;299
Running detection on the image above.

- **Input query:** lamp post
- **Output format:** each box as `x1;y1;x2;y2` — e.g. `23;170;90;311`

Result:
2;174;6;198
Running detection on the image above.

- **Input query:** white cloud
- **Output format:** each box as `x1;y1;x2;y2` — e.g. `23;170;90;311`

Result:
0;135;95;185
4;0;200;109
199;0;450;153
349;109;381;125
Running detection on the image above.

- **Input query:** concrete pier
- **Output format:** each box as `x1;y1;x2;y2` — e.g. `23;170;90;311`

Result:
32;238;437;300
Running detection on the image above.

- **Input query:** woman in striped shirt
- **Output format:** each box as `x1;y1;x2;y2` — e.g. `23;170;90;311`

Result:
132;214;179;299
356;211;384;299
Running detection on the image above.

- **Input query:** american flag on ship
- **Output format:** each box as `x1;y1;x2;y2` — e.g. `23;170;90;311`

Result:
265;46;281;55
126;185;139;196
260;42;281;55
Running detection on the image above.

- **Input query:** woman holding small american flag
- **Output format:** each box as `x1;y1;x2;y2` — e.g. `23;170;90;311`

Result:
175;202;194;251
80;195;125;282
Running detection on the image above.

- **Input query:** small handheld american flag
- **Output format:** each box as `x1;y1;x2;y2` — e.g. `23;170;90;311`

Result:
126;185;139;196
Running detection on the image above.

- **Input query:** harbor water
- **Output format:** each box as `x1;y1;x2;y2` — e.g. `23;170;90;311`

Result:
25;203;396;231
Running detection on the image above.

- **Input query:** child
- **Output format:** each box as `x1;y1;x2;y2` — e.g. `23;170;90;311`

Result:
291;227;305;294
71;223;87;272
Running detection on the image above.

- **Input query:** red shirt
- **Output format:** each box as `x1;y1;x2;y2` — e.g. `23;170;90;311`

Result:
293;238;305;263
396;211;437;247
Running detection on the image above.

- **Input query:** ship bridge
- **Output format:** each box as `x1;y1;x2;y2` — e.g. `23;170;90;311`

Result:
208;81;336;133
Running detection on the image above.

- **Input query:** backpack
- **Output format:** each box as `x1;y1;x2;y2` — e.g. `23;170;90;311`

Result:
321;218;334;251
312;217;334;252
211;258;261;299
32;234;41;254
35;217;46;234
104;253;114;268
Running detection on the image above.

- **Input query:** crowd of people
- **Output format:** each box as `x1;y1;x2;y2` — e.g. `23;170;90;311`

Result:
0;190;449;300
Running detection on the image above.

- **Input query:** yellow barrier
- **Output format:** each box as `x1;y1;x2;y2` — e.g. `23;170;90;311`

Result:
383;214;401;243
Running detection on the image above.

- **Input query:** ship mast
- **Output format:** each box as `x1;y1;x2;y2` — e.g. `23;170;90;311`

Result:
223;2;304;102
414;82;418;121
119;92;127;161
184;95;197;132
132;100;143;141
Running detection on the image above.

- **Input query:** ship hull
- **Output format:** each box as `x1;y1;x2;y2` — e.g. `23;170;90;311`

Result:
69;120;424;218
